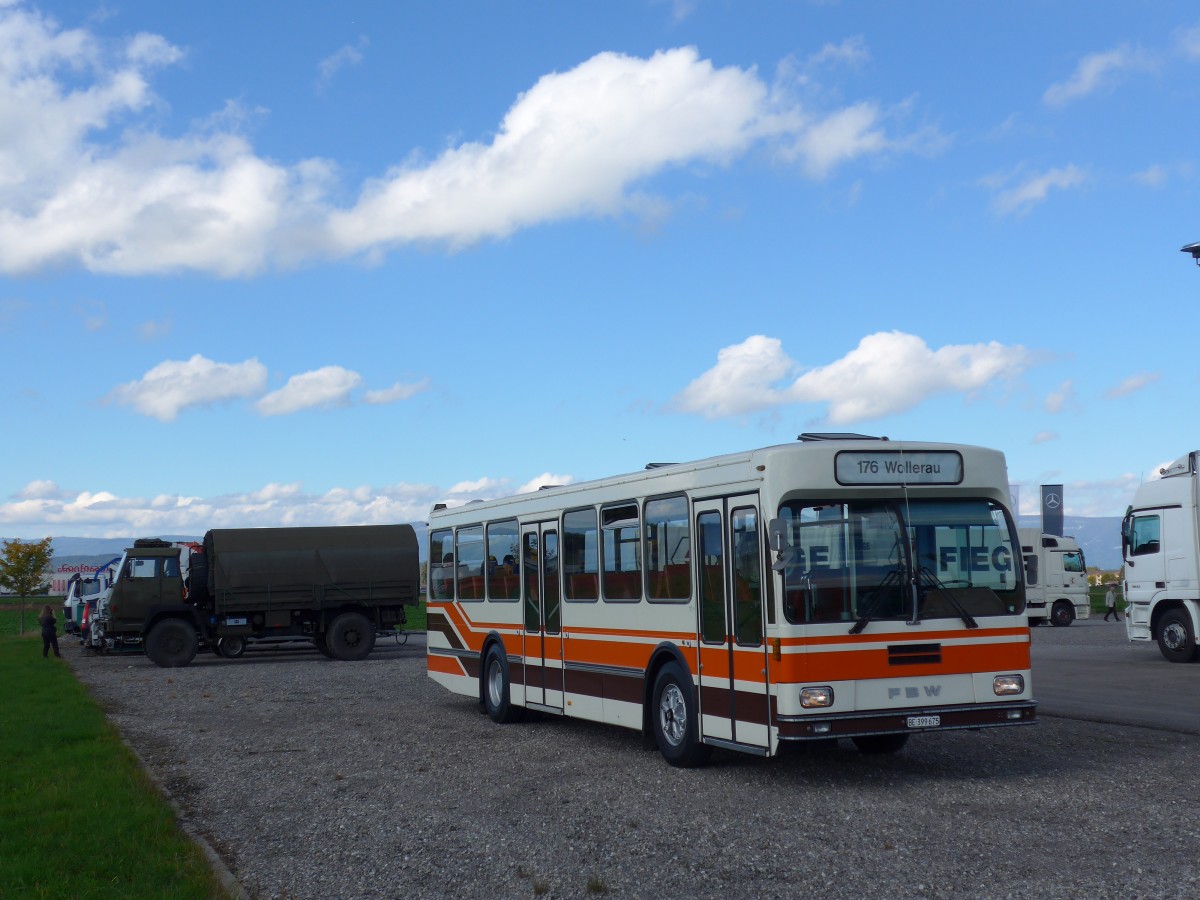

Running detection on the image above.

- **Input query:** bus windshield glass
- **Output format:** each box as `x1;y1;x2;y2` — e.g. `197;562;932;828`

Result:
778;498;1022;625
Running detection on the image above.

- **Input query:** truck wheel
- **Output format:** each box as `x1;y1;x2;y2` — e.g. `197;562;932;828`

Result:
651;662;711;768
313;633;335;659
145;619;198;668
852;733;910;754
1157;609;1200;663
482;645;525;723
325;612;376;661
1050;601;1075;627
217;636;246;659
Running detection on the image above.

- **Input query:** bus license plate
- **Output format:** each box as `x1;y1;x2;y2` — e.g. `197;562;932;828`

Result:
906;715;940;729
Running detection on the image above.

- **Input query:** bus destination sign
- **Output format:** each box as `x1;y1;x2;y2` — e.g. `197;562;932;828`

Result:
835;450;963;486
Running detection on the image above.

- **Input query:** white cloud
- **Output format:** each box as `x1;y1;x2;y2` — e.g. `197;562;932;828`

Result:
781;102;888;180
675;331;1033;424
0;6;935;275
1178;24;1200;59
1043;45;1155;106
1044;380;1074;414
1032;431;1059;444
806;36;870;70
988;165;1086;216
674;335;796;419
517;473;575;494
317;37;367;91
1105;371;1160;399
1132;164;1167;188
363;378;430;405
255;365;363;416
107;354;268;421
138;317;171;340
0;478;443;537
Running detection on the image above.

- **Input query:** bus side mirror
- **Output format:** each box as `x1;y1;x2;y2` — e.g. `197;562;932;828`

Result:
767;518;796;572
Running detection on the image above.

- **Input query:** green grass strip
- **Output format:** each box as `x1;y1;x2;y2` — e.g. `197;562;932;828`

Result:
0;632;230;899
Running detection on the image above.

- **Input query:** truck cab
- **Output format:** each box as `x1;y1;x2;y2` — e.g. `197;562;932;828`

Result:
1018;528;1089;626
1123;450;1200;662
97;541;189;649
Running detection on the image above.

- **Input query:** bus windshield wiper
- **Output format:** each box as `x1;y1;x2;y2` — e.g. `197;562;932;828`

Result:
918;566;978;629
848;566;906;635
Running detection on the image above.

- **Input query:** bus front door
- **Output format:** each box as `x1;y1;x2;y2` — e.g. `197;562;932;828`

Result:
521;522;564;710
694;497;771;752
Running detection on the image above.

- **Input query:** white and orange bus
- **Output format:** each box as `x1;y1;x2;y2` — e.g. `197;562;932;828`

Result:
426;435;1035;766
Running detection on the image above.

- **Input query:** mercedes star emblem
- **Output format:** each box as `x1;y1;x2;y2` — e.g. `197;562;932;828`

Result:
1044;493;1061;509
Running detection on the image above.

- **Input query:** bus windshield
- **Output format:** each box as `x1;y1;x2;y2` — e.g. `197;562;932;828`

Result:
778;498;1022;625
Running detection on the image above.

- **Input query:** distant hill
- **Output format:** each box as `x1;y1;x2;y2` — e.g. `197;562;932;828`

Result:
1018;515;1122;571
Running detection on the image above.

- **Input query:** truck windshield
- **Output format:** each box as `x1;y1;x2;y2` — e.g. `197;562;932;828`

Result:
1061;550;1084;573
779;498;1023;625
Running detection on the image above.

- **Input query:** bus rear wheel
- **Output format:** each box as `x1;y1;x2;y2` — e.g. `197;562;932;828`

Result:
1157;609;1200;663
651;663;711;768
1050;601;1075;627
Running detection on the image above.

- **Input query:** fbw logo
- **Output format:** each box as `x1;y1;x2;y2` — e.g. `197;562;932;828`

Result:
889;685;942;700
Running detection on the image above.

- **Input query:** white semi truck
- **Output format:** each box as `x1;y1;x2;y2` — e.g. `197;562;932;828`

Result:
1123;450;1200;662
1018;528;1089;626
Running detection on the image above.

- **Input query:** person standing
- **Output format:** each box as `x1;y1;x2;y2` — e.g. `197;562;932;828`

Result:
38;604;61;658
1103;585;1121;622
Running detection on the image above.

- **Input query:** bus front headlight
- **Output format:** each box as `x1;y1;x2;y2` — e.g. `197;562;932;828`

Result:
800;686;834;708
993;675;1024;696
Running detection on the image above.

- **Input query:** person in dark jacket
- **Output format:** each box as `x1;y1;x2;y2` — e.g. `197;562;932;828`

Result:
38;604;61;658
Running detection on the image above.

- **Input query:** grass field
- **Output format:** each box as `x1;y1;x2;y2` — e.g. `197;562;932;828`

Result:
0;625;229;898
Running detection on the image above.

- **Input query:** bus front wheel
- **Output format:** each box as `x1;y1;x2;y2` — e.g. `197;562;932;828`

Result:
482;645;525;724
651;663;711;768
1157;609;1200;663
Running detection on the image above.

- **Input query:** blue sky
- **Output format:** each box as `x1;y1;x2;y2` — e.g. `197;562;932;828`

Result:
2;0;1198;539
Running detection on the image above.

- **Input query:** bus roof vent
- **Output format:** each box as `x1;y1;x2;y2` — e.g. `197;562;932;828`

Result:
538;485;562;491
644;462;677;469
431;503;447;512
797;432;889;442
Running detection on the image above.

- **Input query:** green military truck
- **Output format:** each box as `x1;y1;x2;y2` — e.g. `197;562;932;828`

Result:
96;525;420;667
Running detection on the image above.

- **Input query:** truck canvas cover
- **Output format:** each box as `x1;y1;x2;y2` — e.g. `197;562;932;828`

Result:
201;525;419;610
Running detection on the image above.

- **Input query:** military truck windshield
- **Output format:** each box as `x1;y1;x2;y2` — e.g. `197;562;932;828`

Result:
779;498;1022;624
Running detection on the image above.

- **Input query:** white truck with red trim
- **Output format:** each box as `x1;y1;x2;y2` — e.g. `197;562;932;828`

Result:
1123;450;1200;662
1018;528;1089;627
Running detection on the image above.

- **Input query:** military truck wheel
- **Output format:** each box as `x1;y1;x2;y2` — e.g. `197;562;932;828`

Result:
1157;609;1200;663
852;733;910;754
1050;601;1075;627
325;612;376;661
313;633;335;659
217;636;246;659
145;619;198;668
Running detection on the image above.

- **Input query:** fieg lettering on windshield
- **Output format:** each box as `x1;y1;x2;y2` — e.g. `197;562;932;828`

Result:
835;451;963;486
939;544;1013;574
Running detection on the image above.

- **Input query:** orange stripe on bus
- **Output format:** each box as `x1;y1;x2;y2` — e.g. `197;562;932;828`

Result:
427;654;468;677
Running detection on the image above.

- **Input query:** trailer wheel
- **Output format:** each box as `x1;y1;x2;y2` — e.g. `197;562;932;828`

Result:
1050;601;1075;627
852;733;910;754
1157;609;1200;663
217;636;246;659
325;612;376;661
145;619;198;668
651;662;711;768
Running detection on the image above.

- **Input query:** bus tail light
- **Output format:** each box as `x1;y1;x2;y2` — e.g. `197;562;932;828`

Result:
800;686;834;708
993;675;1024;696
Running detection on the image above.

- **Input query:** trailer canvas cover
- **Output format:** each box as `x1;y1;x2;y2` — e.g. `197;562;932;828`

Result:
203;525;418;603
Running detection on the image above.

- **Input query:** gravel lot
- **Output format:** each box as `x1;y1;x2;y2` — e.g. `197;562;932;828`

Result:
65;630;1200;900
